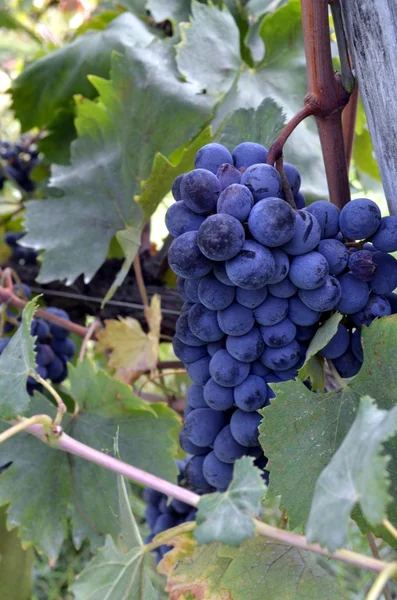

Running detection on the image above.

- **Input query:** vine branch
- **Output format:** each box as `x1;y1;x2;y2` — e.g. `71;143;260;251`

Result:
266;105;316;165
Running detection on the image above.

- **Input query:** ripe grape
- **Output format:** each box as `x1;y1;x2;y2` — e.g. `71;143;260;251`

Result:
306;201;340;238
172;337;208;363
236;285;268;309
203;378;234;410
337;273;369;314
339;198;381;240
198;213;245;261
318;324;350;359
254;295;288;326
188;303;224;342
184;408;227;447
217;302;255;336
194;143;233;174
216;164;241;190
187;384;207;408
198;273;235;310
168;231;213;278
288;296;322;326
226;240;276;289
261;339;300;370
203;451;234;490
232;142;268;168
217;184;254;222
317;239;349;275
241;164;282;202
298;276;342;311
260;317;297;348
209;349;250;387
282;210;321;255
283;163;301;196
234;375;269;411
248;198;296;247
213;425;246;463
186;356;211;385
267;278;297;298
180;169;221;214
370;216;397;252
165;202;206;237
226;327;264;362
289;252;329;290
348;250;376;281
230;410;262;447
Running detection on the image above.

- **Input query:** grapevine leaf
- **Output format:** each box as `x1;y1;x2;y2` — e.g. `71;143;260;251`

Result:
0;506;34;599
22;42;213;295
217;98;286;151
194;457;265;546
306;396;397;552
71;536;158;600
0;298;37;419
298;355;325;391
97;294;161;372
115;435;143;550
11;13;155;130
303;311;343;364
0;360;180;559
137;127;213;221
176;2;241;96
165;538;347;600
353;128;381;181
258;0;302;65
37;108;76;165
259;316;397;531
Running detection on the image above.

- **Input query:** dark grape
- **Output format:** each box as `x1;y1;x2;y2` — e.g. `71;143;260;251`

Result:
226;327;264;362
171;173;184;201
283;162;301;196
288;296;321;326
184;278;201;303
318;324;350;359
260;317;296;348
216;164;241;190
198;274;235;310
234;375;269;411
317;239;349;276
217;184;254;222
298;276;342;311
180;428;210;455
175;312;206;347
236;286;268;309
267;278;297;298
188;303;224;342
213;425;246;463
230;410;262;447
186;356;211;385
187;384;207;408
165;202;206;237
333;349;362;378
248;198;296;247
289;252;329;290
261;339;301;371
268;248;290;284
168;231;213;278
203;451;234;489
217;302;255;336
226;240;275;289
337;273;369;314
282;210;321;255
172;337;208;363
180;169;221;214
254;295;288;326
203;378;234;410
339;198;381;240
198;214;245;261
213;262;235;286
370;216;397;252
306;201;340;239
209;349;250;387
194;143;233;174
36;344;55;366
241;164;282;202
232;142;268;168
348;250;376;281
371;252;397;295
184;408;227;447
294;191;306;209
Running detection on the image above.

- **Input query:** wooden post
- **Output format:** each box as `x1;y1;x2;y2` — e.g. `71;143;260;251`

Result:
340;1;397;215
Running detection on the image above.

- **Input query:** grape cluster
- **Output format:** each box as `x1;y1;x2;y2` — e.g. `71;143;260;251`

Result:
0;138;39;193
167;141;397;493
5;231;38;265
144;460;196;562
0;287;76;394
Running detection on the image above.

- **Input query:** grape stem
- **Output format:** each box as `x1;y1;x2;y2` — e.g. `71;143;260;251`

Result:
275;158;296;209
78;319;100;363
30;371;67;426
3;420;389;575
266;105;316;166
300;0;351;209
367;533;393;600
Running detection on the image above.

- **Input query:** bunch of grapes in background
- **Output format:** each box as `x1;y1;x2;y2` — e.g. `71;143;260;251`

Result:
144;459;196;563
166;141;397;494
5;231;38;265
0;285;76;395
0;138;39;193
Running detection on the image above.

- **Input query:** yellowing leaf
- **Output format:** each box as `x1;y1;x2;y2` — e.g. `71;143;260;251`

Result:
97;294;161;373
157;532;197;577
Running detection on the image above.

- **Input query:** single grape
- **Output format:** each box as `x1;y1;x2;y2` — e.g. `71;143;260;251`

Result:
248;198;296;247
216;164;241;190
203;451;234;490
165;201;206;238
241;164;282;202
203;378;234;410
171;173;184;201
337;273;369;314
318;324;350;359
184;408;227;447
31;319;50;341
172;337;208;363
230;410;262;447
185;456;215;493
180;428;210;455
288;296;322;326
267;248;290;284
260;317;297;348
188;303;224;342
187;384;207;408
217;183;254;222
333;349;362;378
232;142;268;168
209;349;250;387
267;278;297;298
213;425;247;463
371;252;397;295
213;263;235;286
175;312;207;347
294;191;306;209
198;214;245;261
207;339;225;356
50;337;76;358
194;143;233;174
46;355;67;383
350;294;391;327
250;360;270;377
261;339;301;371
317;239;349;275
186;356;211;385
184;278;201;303
348;250;376;281
217;302;255;336
226;240;276;289
180;169;221;214
254;295;288;326
298;276;342;311
289;252;329;290
198;273;235;310
36;344;55;366
370;216;397;252
226;327;264;362
339;198;381;240
236;286;268;309
281;210;321;255
168;231;213;278
306;201;340;238
283;162;301;196
234;375;269;411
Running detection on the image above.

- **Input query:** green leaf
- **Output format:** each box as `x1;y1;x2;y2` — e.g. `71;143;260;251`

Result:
22;42;213;296
0;505;34;599
194;457;265;546
298;355;325;391
71;536;158;600
166;538;347;599
11;13;155;130
38;108;76;165
0;360;180;559
306;396;397;552
176;3;241;96
217;98;286;150
0;298;37;419
148;0;191;23
138;127;213;221
259;0;302;65
303;312;343;364
259;316;397;532
353;128;381;181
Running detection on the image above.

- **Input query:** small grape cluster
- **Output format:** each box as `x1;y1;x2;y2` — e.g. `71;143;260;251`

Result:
5;231;38;265
167;141;397;493
144;460;196;563
0;287;76;394
0;138;39;193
